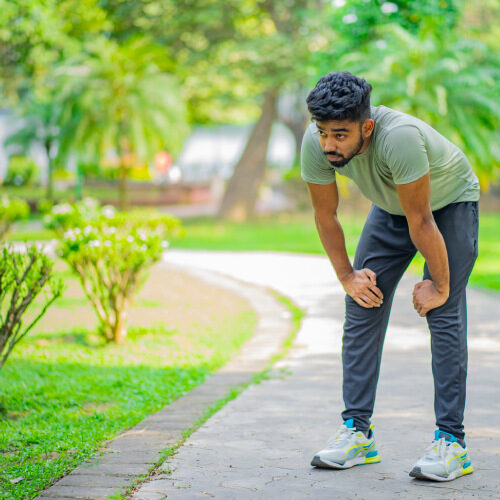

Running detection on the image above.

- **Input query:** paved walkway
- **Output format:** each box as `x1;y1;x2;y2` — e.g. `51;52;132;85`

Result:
132;250;500;500
37;263;292;500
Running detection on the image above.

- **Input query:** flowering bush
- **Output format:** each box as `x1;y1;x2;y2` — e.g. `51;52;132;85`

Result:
42;197;104;235
0;196;30;240
0;244;63;370
45;199;181;343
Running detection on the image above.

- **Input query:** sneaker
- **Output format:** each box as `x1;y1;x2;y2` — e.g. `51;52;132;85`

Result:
409;430;474;482
310;418;381;469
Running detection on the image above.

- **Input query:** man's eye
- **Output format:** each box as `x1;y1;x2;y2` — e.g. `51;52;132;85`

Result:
319;131;326;137
336;134;345;139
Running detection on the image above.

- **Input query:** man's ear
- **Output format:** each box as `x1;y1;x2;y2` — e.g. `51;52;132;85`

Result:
362;119;375;138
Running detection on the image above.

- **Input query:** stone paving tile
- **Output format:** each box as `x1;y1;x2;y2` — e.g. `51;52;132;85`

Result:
39;497;90;500
39;485;125;499
130;493;167;500
70;463;150;477
54;474;131;488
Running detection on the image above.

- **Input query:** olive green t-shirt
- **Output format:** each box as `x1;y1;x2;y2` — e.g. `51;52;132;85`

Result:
300;105;480;215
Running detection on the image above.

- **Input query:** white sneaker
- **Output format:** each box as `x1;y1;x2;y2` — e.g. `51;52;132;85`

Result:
310;418;380;469
410;430;474;481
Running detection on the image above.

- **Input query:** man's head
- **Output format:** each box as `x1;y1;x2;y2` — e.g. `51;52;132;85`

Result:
306;71;374;167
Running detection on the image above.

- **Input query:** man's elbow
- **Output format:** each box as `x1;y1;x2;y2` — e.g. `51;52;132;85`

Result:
314;209;337;228
407;212;437;239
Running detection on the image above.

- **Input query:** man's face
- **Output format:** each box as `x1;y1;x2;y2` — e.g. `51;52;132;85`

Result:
316;119;372;168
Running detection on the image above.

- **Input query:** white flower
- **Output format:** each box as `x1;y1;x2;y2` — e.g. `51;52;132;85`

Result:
381;2;398;14
102;205;115;218
126;235;134;243
342;13;358;24
52;203;72;214
161;241;170;249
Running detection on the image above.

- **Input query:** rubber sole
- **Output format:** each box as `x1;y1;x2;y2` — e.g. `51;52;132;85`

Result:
409;464;474;482
311;453;381;469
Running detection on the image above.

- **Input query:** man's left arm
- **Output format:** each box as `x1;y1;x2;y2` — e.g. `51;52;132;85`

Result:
396;172;449;316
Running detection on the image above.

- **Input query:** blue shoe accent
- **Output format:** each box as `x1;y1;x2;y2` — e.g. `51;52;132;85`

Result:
365;450;378;458
435;430;458;443
344;418;355;429
463;460;471;468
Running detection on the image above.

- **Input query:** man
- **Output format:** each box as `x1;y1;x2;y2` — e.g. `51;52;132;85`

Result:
302;71;479;482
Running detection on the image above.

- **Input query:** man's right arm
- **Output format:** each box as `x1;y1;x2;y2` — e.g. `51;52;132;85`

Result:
307;182;384;308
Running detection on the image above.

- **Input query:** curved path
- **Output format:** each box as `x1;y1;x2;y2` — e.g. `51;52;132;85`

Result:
132;250;500;500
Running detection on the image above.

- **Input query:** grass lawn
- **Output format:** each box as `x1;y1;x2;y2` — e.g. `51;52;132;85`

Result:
0;263;257;500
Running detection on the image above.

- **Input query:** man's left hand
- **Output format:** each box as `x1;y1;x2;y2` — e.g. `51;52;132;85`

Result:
412;280;449;317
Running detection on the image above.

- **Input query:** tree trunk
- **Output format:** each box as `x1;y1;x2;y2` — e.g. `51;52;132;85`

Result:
283;117;309;159
118;137;129;211
119;162;128;211
46;149;53;202
113;307;127;344
217;88;279;221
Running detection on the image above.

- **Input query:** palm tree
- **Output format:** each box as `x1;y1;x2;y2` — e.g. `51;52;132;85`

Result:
56;36;189;210
339;24;500;188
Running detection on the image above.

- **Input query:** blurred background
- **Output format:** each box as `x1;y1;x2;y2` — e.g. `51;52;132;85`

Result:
1;0;499;286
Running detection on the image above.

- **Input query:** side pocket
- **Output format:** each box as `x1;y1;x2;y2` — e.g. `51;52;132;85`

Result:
471;202;479;259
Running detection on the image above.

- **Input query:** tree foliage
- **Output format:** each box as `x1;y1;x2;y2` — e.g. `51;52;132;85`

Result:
0;0;109;103
338;24;500;186
2;0;500;208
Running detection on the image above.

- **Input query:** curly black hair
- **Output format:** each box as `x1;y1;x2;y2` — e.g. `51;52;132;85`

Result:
306;72;372;122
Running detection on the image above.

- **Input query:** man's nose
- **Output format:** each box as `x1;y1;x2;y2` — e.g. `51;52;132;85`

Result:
324;138;337;152
324;144;337;153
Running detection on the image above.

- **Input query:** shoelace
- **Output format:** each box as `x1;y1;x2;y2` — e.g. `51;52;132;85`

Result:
424;437;449;460
326;424;355;449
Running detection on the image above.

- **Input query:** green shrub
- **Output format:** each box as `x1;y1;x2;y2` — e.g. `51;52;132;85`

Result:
4;156;40;187
0;196;30;240
0;245;63;371
45;199;181;343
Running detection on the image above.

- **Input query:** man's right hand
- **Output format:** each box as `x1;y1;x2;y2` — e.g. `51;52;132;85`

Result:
341;269;384;308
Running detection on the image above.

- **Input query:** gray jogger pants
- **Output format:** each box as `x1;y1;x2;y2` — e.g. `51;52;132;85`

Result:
341;201;478;440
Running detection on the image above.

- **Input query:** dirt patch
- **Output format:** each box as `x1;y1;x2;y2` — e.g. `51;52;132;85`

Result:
28;262;251;340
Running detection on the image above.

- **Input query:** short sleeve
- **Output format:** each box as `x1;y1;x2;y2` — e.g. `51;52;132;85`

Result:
300;124;336;185
381;125;429;184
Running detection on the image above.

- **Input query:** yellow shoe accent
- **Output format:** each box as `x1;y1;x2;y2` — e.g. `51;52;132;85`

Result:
462;464;474;475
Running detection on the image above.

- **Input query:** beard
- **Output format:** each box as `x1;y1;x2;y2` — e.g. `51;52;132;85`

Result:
324;130;365;168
